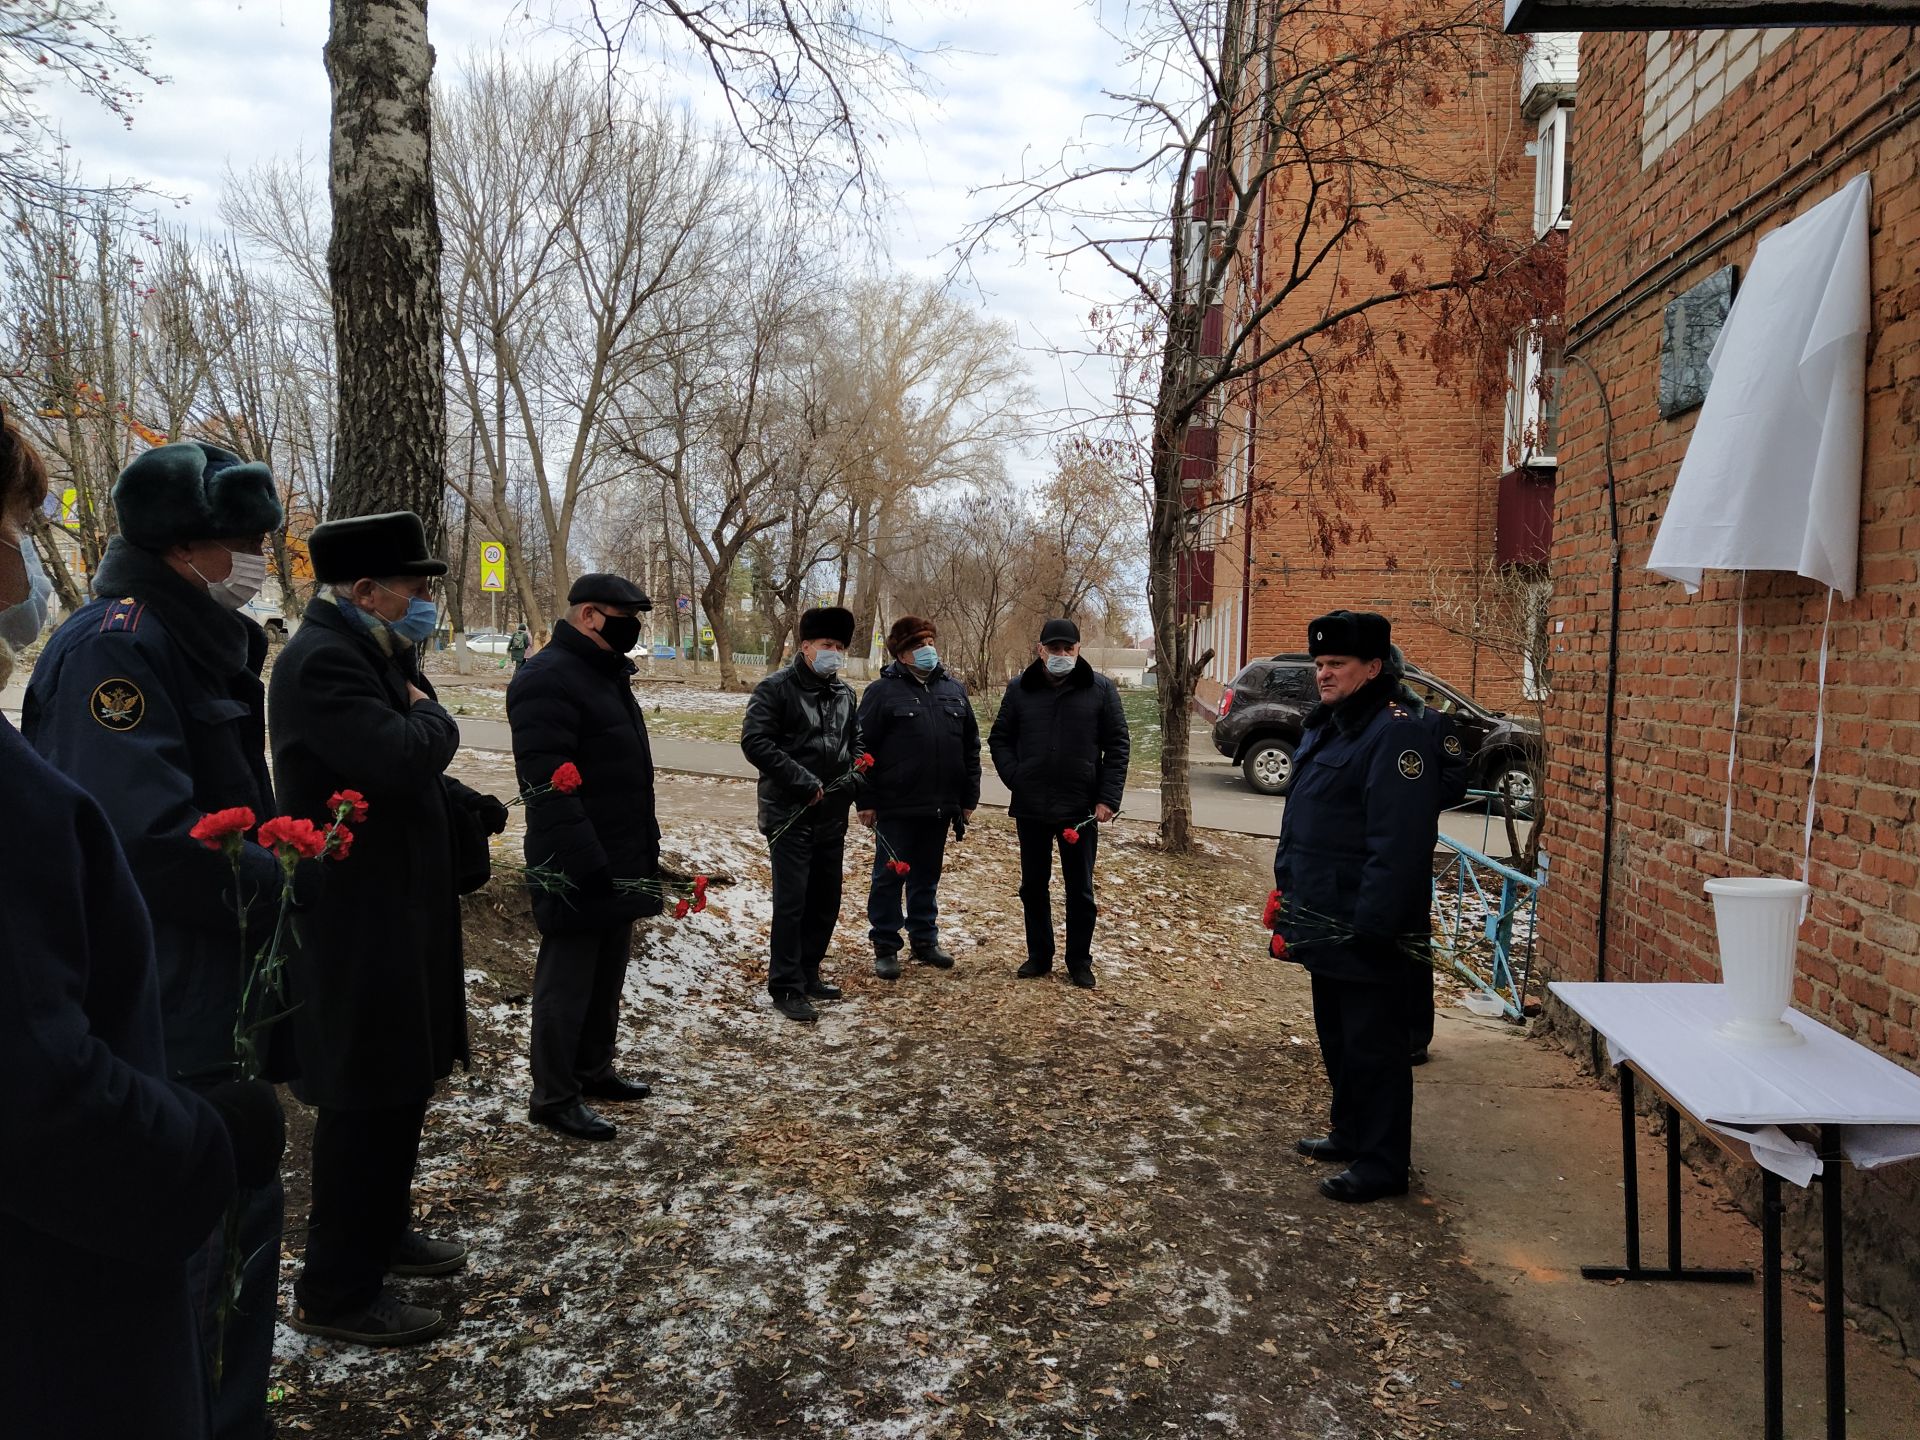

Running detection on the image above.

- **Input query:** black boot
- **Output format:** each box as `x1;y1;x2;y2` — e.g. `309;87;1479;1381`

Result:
1067;965;1096;990
1016;957;1052;979
805;977;843;1001
773;991;819;1023
874;950;903;981
911;944;955;970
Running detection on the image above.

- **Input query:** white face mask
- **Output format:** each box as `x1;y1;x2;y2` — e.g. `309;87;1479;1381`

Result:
0;536;52;648
198;547;268;610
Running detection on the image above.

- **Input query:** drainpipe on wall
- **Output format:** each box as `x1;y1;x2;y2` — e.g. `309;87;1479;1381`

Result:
1239;169;1265;670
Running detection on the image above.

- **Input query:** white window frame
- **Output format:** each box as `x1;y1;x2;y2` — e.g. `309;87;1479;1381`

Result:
1533;103;1572;237
1504;324;1563;469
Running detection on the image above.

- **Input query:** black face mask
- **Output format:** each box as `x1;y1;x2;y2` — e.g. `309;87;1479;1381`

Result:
598;614;641;654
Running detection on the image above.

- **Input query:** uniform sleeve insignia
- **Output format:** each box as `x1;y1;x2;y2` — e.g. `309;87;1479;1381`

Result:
90;678;146;731
1397;749;1425;780
1443;734;1463;758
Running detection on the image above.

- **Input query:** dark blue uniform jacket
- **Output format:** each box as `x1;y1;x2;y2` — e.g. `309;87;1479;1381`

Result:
23;538;284;1085
855;661;981;820
1272;673;1444;982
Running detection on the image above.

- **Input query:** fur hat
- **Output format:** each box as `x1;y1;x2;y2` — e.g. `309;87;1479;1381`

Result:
886;614;936;656
799;605;856;646
309;511;448;582
1306;609;1391;662
113;441;283;550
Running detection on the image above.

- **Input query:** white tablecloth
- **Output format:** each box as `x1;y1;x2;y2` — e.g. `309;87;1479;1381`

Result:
1549;982;1920;1185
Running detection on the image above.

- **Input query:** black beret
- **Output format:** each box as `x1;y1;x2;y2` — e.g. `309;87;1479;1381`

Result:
309;511;448;583
1039;617;1080;646
799;605;856;646
568;572;652;610
113;441;283;549
1306;610;1391;662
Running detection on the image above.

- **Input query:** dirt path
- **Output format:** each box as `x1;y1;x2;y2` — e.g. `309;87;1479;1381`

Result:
271;769;1576;1439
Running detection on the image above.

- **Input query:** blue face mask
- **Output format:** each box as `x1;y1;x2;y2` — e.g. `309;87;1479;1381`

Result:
0;538;52;649
1045;652;1076;677
388;595;439;645
809;647;846;677
911;645;938;672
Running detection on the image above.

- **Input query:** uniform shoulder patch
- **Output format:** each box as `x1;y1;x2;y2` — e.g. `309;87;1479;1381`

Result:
90;678;147;731
97;597;145;634
1396;749;1425;780
1442;734;1463;758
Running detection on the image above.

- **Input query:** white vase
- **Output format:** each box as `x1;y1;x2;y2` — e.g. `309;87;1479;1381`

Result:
1705;877;1809;1048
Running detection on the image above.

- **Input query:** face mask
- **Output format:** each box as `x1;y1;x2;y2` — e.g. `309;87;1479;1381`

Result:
388;595;440;645
1045;653;1076;677
809;647;846;677
598;613;641;654
911;645;938;672
0;537;52;648
199;548;267;611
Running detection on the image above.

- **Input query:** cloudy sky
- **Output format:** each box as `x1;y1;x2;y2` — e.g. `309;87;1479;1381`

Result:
39;0;1145;485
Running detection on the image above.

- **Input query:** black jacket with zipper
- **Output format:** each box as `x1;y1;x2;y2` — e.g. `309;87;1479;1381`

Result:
740;658;861;836
856;660;981;820
988;656;1130;824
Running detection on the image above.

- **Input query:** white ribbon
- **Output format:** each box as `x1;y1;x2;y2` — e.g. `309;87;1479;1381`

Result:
1724;570;1746;853
1802;586;1835;902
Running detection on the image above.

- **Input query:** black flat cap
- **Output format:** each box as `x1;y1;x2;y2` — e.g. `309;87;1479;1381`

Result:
1039;617;1080;646
568;572;652;610
1306;609;1391;661
309;511;448;582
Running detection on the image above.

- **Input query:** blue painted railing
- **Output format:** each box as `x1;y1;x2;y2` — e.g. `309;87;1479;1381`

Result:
1432;791;1543;1020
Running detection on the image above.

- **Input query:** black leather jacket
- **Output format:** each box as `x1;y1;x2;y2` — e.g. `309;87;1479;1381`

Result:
740;658;862;836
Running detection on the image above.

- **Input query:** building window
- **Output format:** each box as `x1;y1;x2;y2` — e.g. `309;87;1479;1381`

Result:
1533;102;1572;237
1504;325;1564;468
1522;578;1553;701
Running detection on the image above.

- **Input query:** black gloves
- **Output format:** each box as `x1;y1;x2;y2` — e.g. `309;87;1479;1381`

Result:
471;793;510;836
203;1078;286;1189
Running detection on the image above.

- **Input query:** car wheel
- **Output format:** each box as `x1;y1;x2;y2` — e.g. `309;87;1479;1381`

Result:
1492;762;1537;820
1241;738;1296;795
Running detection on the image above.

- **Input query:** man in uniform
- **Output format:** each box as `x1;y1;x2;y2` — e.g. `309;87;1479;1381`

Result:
988;617;1129;988
270;511;508;1346
1270;611;1443;1203
23;440;291;1437
856;614;980;981
741;605;862;1023
509;573;661;1141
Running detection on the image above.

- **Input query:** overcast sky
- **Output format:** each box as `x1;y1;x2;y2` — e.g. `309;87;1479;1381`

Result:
39;0;1142;488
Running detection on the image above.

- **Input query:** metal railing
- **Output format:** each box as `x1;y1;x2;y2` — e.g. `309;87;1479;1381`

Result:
1433;790;1543;1020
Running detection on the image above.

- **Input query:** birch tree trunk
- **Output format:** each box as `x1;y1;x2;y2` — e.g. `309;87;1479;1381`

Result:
324;0;447;542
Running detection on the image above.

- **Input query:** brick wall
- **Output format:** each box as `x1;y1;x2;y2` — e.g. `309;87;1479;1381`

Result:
1544;26;1920;1356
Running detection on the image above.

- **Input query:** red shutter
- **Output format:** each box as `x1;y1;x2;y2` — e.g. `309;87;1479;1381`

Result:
1495;467;1555;567
1177;547;1216;615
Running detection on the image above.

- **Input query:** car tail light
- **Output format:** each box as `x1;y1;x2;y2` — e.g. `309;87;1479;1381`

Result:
1218;689;1234;718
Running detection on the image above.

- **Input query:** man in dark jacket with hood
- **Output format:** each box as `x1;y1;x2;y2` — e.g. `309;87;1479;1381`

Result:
989;618;1130;989
856;614;981;980
270;511;509;1347
1270;611;1443;1204
24;439;291;1437
741;605;862;1023
509;572;661;1142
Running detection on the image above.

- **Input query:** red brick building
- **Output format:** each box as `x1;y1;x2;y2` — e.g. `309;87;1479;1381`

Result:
1193;30;1567;712
1540;27;1920;1350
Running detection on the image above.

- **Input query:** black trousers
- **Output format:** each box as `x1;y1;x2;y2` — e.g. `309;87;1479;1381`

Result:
296;1101;429;1319
530;921;634;1110
185;1176;282;1440
1015;819;1098;970
767;822;845;996
866;815;950;956
1310;972;1413;1187
1408;949;1436;1053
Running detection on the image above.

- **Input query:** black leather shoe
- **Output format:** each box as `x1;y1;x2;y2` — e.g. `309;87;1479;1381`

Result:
1410;1047;1430;1066
874;951;903;980
1295;1136;1355;1163
773;992;819;1023
289;1293;447;1347
1016;957;1052;979
582;1075;652;1103
1067;966;1096;990
389;1230;468;1277
805;978;843;1000
530;1099;616;1141
912;945;955;970
1318;1169;1410;1204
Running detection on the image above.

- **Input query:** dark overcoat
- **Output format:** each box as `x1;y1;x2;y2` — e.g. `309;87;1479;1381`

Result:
987;657;1130;824
0;717;235;1438
740;659;861;836
268;599;476;1109
506;619;662;934
855;660;981;820
23;538;285;1085
1271;673;1444;982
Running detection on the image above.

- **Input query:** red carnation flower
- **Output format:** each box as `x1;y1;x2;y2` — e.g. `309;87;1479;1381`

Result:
854;752;875;773
1262;889;1283;929
328;824;355;861
191;807;256;852
327;789;370;824
551;762;583;794
257;815;328;861
1269;932;1288;960
674;898;691;919
692;875;710;913
889;859;911;876
1061;827;1080;845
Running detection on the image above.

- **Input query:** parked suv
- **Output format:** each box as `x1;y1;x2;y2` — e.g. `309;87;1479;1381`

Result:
1209;653;1541;813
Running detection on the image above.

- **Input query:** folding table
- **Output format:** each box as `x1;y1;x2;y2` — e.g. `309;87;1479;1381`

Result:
1550;982;1920;1440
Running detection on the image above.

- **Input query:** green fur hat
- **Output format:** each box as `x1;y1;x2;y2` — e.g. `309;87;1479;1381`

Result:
112;441;283;550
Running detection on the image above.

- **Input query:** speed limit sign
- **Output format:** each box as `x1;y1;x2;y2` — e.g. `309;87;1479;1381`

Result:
479;541;506;593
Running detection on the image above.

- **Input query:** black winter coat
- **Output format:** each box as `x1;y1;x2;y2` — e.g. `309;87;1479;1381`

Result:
1271;673;1444;983
23;538;287;1086
741;659;861;836
988;657;1130;823
270;600;488;1109
507;620;662;935
0;717;235;1439
855;661;981;819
